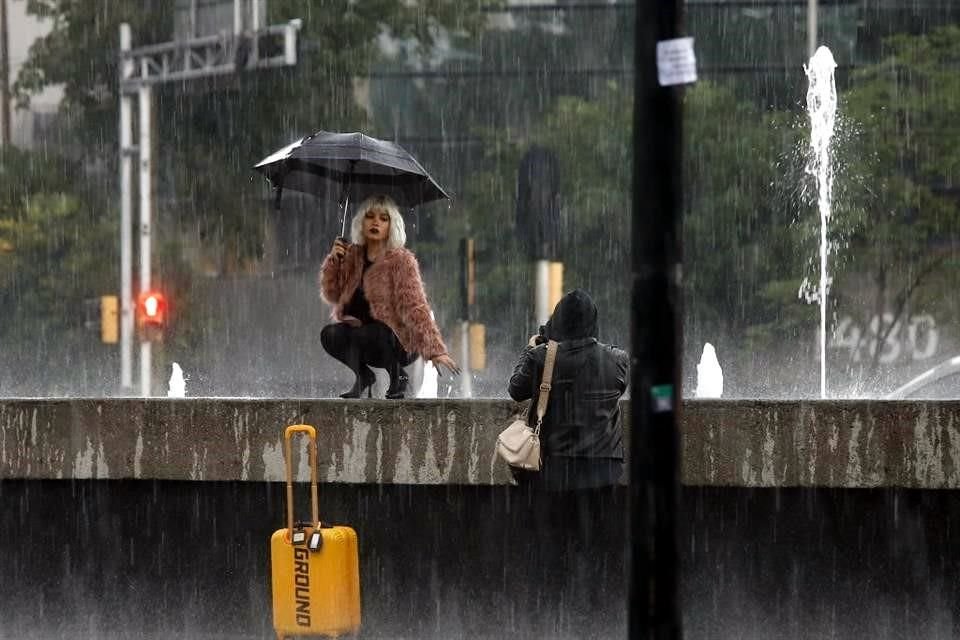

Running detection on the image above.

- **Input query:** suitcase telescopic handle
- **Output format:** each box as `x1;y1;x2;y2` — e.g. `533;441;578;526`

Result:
284;425;320;537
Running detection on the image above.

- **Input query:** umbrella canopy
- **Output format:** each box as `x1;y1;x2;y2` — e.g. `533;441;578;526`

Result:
253;131;450;210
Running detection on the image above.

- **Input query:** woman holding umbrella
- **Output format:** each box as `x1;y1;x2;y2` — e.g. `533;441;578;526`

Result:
319;194;460;398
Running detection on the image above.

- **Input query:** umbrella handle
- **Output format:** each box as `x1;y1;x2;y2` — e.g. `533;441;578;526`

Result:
339;193;350;241
333;193;350;263
339;162;356;239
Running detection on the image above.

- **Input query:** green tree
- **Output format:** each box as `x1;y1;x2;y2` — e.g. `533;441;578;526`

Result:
9;0;483;393
14;0;482;270
683;85;815;395
439;79;805;394
0;147;116;392
442;85;634;358
829;25;960;387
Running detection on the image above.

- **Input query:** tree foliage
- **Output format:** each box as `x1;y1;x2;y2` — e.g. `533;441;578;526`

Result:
0;146;115;345
14;0;481;268
828;24;960;386
7;2;960;397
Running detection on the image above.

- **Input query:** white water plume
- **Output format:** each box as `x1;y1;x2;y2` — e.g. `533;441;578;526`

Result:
804;46;838;399
167;362;186;398
695;343;724;399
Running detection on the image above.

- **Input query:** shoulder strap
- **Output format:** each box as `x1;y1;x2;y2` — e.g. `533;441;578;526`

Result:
533;340;559;433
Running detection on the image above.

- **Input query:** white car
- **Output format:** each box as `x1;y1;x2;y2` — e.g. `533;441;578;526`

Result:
884;355;960;399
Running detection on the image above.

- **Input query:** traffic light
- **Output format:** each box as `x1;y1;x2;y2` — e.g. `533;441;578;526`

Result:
100;295;119;344
516;145;561;261
137;290;167;341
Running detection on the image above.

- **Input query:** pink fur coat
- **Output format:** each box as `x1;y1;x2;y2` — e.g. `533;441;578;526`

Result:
319;244;448;359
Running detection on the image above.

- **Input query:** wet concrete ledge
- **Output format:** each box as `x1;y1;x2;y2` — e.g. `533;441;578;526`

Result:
1;398;960;488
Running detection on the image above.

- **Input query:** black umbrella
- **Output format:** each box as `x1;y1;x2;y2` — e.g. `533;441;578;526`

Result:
254;131;450;234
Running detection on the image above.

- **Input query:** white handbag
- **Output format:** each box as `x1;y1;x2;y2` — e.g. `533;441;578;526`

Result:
496;340;559;471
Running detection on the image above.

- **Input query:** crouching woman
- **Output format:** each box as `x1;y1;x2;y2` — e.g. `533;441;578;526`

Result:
319;194;459;398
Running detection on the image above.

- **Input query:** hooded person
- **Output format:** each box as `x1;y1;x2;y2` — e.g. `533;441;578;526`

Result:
506;289;630;634
507;289;629;491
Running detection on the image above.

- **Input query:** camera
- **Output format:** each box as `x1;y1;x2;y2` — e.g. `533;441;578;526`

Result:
534;325;549;345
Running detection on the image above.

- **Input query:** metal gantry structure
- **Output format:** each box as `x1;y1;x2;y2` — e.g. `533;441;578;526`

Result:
118;5;301;396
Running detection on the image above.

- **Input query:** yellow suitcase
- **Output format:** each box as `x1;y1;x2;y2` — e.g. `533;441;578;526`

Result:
270;425;361;639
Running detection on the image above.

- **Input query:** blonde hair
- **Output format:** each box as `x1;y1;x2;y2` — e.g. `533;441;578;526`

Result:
349;194;407;249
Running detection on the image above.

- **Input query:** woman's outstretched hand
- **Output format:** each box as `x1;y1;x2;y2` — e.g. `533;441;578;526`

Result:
431;354;461;377
331;237;349;258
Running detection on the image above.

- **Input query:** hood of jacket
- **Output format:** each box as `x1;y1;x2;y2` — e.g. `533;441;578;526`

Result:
545;289;598;341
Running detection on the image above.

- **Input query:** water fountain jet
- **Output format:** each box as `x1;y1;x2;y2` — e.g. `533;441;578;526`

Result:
804;46;838;398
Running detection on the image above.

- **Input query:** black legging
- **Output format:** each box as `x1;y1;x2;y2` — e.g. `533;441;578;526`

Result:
320;321;415;381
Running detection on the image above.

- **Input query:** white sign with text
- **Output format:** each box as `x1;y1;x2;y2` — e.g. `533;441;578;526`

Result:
832;313;939;364
656;37;697;87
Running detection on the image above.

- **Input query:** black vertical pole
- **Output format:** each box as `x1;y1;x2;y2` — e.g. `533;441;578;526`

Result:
0;0;10;145
630;0;683;639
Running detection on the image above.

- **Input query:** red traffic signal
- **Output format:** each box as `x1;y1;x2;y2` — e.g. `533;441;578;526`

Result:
137;291;167;328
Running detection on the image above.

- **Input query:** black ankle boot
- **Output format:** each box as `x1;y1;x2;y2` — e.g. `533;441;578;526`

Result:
385;371;408;399
340;367;375;399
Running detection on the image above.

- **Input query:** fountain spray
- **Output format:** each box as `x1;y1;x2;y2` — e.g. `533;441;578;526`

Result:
804;46;837;398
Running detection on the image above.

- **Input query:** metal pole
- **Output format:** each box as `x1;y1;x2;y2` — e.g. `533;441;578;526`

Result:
534;259;550;327
0;0;11;145
189;0;198;39
460;238;475;398
548;261;563;311
119;24;134;391
459;321;472;398
807;0;818;60
284;20;298;66
138;67;153;398
630;0;683;638
252;0;260;62
233;0;242;35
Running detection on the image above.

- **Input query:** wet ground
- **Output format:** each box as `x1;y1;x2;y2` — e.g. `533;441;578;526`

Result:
1;481;957;639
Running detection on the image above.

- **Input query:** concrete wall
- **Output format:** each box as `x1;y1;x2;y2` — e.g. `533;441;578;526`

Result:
4;399;960;487
683;400;960;488
0;398;519;484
